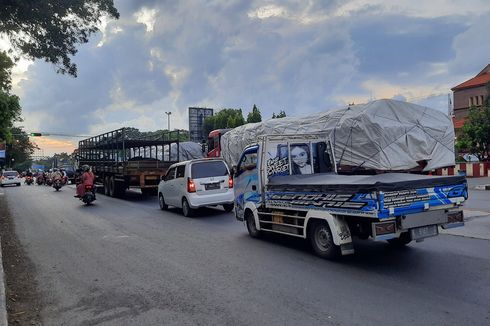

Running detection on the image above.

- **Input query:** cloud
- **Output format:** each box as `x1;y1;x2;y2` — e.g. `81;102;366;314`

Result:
11;0;490;155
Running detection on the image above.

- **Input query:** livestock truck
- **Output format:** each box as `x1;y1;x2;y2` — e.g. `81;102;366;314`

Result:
78;128;182;197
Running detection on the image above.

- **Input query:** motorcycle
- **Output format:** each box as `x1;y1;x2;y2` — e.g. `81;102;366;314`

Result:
36;176;44;185
53;179;62;191
25;176;34;185
80;184;96;205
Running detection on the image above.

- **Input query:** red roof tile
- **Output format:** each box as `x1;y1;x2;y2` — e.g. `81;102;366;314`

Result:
453;117;466;129
452;73;490;91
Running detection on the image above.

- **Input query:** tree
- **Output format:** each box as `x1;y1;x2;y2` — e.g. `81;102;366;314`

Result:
0;0;119;77
203;108;246;136
247;104;262;123
456;101;490;160
0;51;22;142
5;127;39;170
272;110;287;119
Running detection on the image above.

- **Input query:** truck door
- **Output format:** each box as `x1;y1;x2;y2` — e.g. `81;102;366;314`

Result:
234;145;260;220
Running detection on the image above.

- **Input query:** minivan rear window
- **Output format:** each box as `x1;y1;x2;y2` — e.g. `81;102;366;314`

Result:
3;171;17;177
191;161;228;179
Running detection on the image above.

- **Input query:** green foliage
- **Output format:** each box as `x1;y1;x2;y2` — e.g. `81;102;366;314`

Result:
203;108;246;136
247;104;262;123
456;103;490;160
0;0;119;77
5;127;39;170
272;110;287;119
0;51;14;92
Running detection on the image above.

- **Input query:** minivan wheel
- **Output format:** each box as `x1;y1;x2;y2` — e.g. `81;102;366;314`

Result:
223;203;234;212
182;198;194;217
387;232;412;247
309;220;339;259
159;194;168;210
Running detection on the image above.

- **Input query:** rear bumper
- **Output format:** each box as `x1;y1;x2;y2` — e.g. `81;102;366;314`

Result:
1;179;21;186
187;191;234;208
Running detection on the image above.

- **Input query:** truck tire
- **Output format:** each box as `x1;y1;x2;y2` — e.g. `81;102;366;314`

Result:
103;177;109;196
182;198;194;217
387;232;412;247
159;194;168;210
109;177;115;197
245;211;261;238
308;220;339;259
223;203;234;212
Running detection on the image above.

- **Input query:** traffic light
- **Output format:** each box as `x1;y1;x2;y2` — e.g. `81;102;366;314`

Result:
30;132;42;137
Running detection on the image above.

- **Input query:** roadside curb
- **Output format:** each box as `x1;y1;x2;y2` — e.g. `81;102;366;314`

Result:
474;184;490;190
0;236;7;326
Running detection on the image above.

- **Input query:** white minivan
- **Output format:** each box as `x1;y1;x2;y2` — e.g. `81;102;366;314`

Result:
157;158;234;217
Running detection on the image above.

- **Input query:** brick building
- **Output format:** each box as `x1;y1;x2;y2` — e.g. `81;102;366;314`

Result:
451;64;490;132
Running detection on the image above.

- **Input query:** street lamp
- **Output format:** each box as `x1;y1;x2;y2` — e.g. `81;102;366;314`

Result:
165;111;172;131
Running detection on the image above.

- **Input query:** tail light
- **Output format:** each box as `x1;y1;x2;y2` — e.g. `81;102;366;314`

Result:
85;185;93;191
228;176;233;188
187;178;196;193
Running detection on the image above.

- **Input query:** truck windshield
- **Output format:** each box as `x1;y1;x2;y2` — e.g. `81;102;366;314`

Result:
191;161;228;178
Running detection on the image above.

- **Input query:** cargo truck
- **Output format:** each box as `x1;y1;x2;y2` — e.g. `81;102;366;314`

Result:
234;133;467;259
78;128;181;197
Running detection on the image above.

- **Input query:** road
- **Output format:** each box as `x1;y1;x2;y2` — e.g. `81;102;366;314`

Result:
1;184;490;325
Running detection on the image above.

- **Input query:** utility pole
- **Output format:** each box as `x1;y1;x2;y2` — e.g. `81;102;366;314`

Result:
165;111;172;131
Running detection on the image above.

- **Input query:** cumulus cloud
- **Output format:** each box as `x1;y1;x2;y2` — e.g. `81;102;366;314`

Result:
11;0;490;155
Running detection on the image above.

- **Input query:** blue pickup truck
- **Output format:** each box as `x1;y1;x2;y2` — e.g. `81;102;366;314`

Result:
233;134;467;259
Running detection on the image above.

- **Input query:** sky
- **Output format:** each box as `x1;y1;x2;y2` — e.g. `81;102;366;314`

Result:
4;0;490;155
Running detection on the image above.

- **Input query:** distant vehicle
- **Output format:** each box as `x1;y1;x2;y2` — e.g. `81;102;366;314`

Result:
158;158;234;217
0;171;21;187
462;154;479;162
207;128;231;158
60;165;76;184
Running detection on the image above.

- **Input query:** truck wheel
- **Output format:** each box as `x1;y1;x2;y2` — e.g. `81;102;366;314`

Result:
109;177;115;197
309;220;339;259
159;194;168;210
245;211;261;238
223;203;234;212
387;232;412;247
182;198;194;217
104;177;110;196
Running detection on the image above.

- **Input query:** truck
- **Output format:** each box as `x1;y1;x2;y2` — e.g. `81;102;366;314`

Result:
78;128;183;197
233;133;467;259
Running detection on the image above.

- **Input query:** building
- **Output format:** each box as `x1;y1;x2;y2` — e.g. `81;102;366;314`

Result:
451;64;490;133
188;107;213;143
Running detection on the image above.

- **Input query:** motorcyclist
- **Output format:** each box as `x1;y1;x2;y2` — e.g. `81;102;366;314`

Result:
75;165;95;198
25;169;33;177
51;168;63;184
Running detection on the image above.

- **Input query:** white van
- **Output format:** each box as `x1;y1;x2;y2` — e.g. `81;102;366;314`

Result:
157;158;234;217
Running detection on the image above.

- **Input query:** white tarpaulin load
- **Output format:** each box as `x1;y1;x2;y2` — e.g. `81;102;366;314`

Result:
221;99;455;172
163;142;205;161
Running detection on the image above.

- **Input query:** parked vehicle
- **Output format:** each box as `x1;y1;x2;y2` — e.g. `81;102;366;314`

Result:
0;171;21;187
158;158;234;217
78;128;183;197
234;133;467;259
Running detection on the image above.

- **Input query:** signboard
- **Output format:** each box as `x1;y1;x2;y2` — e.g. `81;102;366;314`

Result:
0;142;5;158
188;107;213;143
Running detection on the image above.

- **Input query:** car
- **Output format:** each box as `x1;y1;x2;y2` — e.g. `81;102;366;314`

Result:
157;158;234;216
0;170;22;187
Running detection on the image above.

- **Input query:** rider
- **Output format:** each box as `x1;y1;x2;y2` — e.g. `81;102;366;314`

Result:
75;165;95;198
51;168;63;184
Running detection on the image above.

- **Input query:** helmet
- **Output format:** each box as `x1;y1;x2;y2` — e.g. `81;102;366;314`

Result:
82;165;90;172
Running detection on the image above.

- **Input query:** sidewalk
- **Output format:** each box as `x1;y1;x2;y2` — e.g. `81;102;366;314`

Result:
440;209;490;240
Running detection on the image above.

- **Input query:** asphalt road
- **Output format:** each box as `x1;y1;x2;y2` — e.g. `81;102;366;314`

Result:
2;184;490;326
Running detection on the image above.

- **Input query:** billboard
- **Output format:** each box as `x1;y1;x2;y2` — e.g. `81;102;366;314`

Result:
0;141;5;158
188;107;213;143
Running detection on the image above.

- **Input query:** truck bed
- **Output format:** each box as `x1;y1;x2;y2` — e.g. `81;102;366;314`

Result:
266;173;467;218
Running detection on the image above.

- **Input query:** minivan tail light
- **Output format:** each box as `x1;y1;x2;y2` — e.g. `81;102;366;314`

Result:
228;176;233;188
187;178;196;193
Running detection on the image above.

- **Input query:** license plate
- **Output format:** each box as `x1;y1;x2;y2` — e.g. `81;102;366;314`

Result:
145;176;158;180
205;183;220;190
410;225;438;240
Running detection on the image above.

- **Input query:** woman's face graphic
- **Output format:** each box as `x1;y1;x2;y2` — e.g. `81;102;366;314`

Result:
291;146;308;167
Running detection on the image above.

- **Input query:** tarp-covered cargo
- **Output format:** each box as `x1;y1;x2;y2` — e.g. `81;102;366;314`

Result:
221;99;454;172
